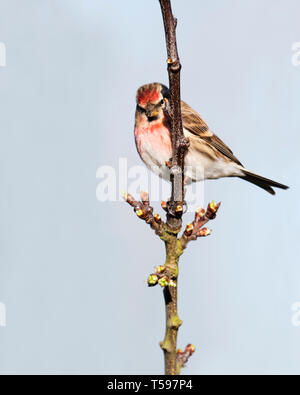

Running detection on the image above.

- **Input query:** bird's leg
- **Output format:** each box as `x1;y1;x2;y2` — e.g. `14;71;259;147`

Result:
182;187;188;214
166;188;188;216
164;159;189;216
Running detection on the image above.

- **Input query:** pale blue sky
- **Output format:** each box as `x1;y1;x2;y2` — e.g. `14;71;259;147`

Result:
0;0;299;374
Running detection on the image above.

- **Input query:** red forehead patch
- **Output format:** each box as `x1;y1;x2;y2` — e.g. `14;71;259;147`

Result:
137;89;160;105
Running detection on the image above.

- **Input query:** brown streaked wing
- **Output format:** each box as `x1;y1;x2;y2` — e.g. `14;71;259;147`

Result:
181;101;243;166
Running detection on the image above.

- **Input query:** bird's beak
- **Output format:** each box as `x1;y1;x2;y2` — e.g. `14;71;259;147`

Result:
151;110;159;117
145;105;159;119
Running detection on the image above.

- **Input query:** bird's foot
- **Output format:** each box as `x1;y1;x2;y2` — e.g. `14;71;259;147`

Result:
166;200;188;216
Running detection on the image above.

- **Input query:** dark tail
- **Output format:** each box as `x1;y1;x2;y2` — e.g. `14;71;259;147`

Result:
239;169;289;195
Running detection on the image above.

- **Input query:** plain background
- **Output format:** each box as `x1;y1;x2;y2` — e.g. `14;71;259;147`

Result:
0;0;299;374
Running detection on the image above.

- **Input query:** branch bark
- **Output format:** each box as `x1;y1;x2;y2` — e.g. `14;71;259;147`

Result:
159;0;189;229
158;0;187;375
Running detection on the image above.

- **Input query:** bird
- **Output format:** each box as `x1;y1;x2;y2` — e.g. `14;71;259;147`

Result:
134;82;289;195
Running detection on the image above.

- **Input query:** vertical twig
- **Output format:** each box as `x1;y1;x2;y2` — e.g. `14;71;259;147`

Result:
158;0;188;375
159;0;188;227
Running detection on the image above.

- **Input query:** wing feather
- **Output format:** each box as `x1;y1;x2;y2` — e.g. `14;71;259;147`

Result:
181;101;243;166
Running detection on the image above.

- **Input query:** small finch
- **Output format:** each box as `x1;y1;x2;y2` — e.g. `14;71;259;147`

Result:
134;83;289;195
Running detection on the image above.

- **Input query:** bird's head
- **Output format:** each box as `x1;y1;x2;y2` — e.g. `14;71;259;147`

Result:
136;83;170;122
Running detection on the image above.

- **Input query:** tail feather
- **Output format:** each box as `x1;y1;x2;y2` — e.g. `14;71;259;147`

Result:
239;169;289;195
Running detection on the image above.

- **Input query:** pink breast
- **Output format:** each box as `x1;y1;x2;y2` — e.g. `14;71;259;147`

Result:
135;121;172;159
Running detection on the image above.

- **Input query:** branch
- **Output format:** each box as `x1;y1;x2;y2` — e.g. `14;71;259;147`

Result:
159;0;189;229
123;191;165;237
157;0;189;375
180;201;221;249
176;344;196;373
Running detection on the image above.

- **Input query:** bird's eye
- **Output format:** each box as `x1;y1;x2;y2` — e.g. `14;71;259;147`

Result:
160;99;164;105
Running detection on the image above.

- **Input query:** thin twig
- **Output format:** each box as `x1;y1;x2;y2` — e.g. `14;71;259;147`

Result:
180;201;221;249
176;344;196;373
123;191;165;237
158;0;188;375
159;0;189;228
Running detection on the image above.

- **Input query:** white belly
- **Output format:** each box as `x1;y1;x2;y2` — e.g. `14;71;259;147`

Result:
135;125;243;182
184;150;242;181
139;140;171;180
